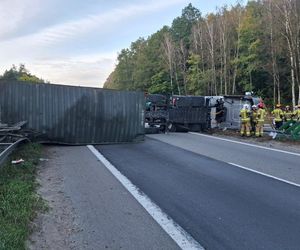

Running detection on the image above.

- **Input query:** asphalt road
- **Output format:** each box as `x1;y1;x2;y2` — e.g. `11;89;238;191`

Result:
149;132;300;185
96;137;300;250
50;146;180;250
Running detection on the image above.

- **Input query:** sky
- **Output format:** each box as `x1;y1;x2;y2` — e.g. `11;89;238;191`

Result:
0;0;238;88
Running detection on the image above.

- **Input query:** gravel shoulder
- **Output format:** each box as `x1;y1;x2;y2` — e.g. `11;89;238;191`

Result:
28;147;80;250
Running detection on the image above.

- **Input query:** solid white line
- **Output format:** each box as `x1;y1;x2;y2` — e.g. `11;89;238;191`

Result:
87;145;204;250
228;162;300;188
189;132;300;157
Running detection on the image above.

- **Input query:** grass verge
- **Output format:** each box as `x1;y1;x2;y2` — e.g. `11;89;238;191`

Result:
0;143;46;250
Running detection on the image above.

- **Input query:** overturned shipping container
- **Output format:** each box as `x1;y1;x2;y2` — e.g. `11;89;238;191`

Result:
0;80;145;144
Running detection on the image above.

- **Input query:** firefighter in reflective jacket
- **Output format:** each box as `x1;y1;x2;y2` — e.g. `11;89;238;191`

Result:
284;105;293;122
271;104;284;129
240;104;251;136
256;103;266;137
293;105;300;121
251;105;258;135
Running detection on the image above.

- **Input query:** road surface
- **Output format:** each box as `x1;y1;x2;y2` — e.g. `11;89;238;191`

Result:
30;146;179;250
149;132;300;184
96;133;300;250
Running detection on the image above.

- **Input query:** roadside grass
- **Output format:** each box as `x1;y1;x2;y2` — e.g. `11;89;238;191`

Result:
0;143;46;250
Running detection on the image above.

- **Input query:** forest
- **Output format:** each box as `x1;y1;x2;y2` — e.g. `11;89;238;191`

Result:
104;0;300;107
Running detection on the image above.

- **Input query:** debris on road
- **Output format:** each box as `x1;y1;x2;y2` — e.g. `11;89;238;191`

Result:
11;159;25;164
0;121;30;167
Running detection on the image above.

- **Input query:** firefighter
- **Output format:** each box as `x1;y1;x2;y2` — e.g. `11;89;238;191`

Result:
215;98;227;127
284;105;293;122
258;99;265;109
256;103;266;137
251;105;258;135
293;105;300;121
271;104;284;129
240;104;251;136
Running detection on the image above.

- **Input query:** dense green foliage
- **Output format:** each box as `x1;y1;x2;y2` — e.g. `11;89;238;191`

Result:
0;64;46;83
105;1;300;107
0;143;45;250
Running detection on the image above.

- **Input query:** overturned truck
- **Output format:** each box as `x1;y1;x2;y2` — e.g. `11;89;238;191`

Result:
145;94;169;133
206;94;261;129
169;96;210;132
145;94;210;133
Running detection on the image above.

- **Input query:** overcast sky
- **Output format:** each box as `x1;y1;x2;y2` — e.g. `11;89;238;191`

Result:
0;0;238;87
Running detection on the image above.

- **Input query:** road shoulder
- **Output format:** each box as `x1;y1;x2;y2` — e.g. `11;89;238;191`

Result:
208;130;300;154
28;146;179;250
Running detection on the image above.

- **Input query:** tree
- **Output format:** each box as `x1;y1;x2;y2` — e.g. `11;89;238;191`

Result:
187;54;211;95
171;3;201;46
205;14;218;95
0;64;45;83
235;2;265;93
113;48;135;90
148;71;171;94
163;32;176;95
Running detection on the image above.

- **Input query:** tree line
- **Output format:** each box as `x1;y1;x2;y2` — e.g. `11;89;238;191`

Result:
104;0;300;108
0;64;46;83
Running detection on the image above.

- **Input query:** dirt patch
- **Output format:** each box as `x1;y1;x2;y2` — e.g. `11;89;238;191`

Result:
210;129;300;153
27;147;80;250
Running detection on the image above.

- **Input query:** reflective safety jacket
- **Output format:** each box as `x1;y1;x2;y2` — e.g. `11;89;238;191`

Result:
251;110;258;123
272;108;283;122
257;108;266;122
240;109;251;122
294;109;300;120
284;111;293;121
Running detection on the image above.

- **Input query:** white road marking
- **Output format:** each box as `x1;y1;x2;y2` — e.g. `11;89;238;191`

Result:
228;162;300;188
87;145;204;250
189;132;300;157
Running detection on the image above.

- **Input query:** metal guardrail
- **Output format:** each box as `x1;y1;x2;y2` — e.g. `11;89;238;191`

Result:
0;138;29;167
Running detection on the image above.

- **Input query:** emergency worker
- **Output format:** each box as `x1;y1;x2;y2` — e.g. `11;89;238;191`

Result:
215;98;227;126
258;100;265;109
271;104;284;129
240;104;251;136
256;103;266;137
293;105;300;121
284;105;293;122
251;105;258;135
